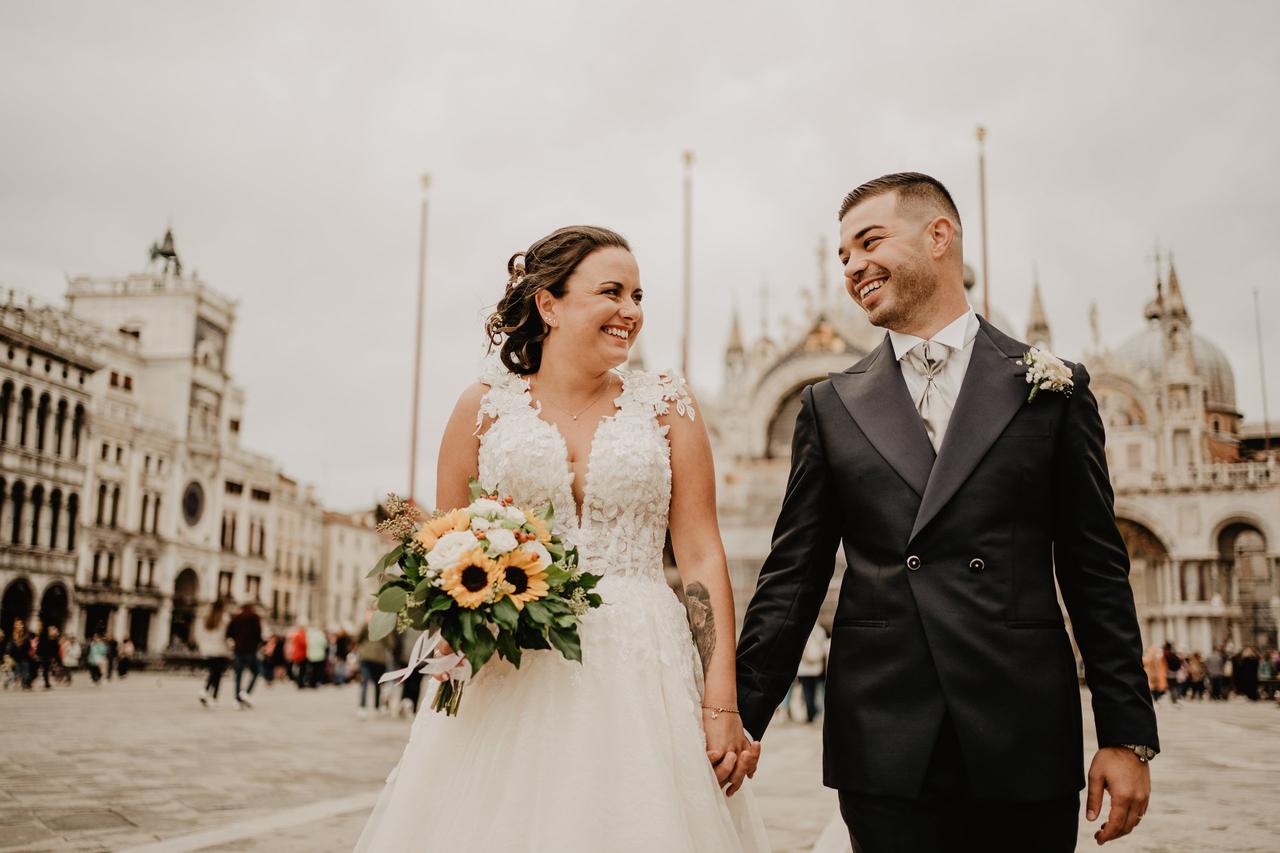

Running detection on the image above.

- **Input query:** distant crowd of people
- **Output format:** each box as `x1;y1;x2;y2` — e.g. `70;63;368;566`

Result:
186;602;422;718
1143;642;1279;703
1;620;135;690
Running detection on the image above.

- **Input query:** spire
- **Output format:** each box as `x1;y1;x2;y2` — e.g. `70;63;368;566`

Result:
1165;254;1188;323
1026;271;1052;350
816;235;829;304
1142;250;1165;322
726;303;744;356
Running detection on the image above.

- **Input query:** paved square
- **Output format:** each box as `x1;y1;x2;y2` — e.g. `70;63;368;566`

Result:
1;674;1276;851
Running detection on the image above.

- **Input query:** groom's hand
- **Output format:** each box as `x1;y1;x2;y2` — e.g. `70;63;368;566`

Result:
1086;747;1151;845
706;740;760;796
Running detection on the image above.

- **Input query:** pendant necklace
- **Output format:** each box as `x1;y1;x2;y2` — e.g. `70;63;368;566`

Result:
534;374;613;421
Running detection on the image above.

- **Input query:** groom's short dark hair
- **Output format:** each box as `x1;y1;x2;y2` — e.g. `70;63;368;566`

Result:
838;172;962;233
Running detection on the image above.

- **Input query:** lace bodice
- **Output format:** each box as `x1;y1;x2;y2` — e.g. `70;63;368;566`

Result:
476;361;695;583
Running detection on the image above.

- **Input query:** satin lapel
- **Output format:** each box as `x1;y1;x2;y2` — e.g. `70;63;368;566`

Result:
829;335;935;497
909;323;1027;542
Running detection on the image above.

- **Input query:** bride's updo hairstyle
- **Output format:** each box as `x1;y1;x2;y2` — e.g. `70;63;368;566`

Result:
486;225;631;375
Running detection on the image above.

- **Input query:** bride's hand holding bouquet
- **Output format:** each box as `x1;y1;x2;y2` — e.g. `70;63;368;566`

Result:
367;481;604;715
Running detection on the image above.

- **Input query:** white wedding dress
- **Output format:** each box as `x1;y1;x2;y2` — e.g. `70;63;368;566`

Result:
354;363;770;852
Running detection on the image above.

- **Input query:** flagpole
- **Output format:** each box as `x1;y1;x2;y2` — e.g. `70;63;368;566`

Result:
408;174;431;503
976;125;990;318
1255;288;1272;454
682;150;694;383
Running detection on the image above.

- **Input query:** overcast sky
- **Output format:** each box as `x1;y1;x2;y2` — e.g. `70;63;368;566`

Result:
2;1;1277;509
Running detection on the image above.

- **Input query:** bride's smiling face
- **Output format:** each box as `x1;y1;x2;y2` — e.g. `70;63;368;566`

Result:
536;247;643;370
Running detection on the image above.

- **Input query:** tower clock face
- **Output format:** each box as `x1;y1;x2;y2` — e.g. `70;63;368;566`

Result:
182;481;205;526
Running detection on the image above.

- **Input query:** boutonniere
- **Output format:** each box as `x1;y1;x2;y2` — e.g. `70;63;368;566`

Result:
1018;347;1074;403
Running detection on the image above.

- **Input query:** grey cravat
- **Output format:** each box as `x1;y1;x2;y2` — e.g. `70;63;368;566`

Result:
904;341;952;451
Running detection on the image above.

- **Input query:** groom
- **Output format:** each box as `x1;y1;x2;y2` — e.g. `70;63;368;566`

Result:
735;173;1158;852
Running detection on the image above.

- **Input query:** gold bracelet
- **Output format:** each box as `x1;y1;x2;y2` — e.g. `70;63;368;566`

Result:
702;706;740;720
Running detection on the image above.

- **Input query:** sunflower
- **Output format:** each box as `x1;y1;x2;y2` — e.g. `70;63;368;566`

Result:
523;511;552;545
416;509;472;551
497;548;550;610
439;548;501;609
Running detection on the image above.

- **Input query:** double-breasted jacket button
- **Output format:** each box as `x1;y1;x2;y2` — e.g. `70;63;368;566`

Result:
968;557;985;572
906;555;922;571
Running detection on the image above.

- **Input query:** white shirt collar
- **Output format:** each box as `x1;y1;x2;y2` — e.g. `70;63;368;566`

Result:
888;309;978;361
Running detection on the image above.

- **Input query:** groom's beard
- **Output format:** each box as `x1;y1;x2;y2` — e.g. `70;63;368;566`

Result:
864;255;936;331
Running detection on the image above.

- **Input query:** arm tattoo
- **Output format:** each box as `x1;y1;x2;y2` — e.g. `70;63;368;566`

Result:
683;581;716;677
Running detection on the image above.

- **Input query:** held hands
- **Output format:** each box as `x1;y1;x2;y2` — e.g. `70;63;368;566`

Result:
703;707;761;797
1086;747;1151;845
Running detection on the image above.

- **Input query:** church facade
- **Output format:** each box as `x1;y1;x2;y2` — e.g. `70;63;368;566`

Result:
707;258;1279;654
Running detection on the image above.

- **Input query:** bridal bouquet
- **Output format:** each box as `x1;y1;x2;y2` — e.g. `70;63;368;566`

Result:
368;481;603;715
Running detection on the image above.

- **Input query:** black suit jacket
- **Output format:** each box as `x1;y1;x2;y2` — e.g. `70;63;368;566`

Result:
736;318;1158;801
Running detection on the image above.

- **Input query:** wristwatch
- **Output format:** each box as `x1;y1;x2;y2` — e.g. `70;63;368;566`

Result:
1119;743;1157;763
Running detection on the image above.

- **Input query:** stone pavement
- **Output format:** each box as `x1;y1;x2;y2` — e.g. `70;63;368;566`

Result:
0;673;1277;852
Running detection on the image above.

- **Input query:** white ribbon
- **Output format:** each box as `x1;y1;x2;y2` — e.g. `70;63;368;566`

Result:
378;629;473;686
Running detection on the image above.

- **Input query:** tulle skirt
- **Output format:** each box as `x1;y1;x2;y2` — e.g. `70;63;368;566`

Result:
354;573;770;852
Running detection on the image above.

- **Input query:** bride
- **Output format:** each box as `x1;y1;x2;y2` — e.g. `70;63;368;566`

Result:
354;225;771;852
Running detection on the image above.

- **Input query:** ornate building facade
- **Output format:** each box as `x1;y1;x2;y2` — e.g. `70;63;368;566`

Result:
708;254;1279;653
0;291;94;639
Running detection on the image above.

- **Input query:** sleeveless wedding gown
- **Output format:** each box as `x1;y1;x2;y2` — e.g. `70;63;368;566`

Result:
354;363;770;852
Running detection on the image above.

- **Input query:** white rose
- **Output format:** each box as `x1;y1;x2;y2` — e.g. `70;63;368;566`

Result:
468;498;506;520
504;505;528;526
427;530;480;572
521;540;552;568
469;515;493;533
485;527;519;555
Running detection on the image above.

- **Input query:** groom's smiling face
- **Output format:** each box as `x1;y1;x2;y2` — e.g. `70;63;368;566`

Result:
838;192;936;332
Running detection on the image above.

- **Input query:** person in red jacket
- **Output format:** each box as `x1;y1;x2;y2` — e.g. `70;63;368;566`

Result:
287;625;308;688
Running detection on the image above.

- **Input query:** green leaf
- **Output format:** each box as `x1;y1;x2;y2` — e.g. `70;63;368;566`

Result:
495;629;522;667
547;626;582;662
576;572;601;592
377;586;408;613
463;627;497;670
515;622;551;650
414;579;435;601
524;600;552;625
367;543;405;578
543;565;571;586
468;478;487;502
376;578;407;597
554;614;577;628
546;542;566;562
368;610;398;641
586;593;603;608
491;597;519;631
424;594;453;618
459;609;477;643
540;502;555;523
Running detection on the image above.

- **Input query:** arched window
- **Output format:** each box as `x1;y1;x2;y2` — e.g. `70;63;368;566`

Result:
54;399;67;456
10;480;26;546
110;485;120;528
35;393;50;452
96;482;107;526
29;484;44;548
49;489;62;549
0;380;12;443
71;404;85;460
18;387;32;447
66;493;78;551
152;495;161;533
140;493;150;534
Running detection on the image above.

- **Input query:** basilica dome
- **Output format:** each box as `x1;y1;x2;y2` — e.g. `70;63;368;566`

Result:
1112;322;1238;413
